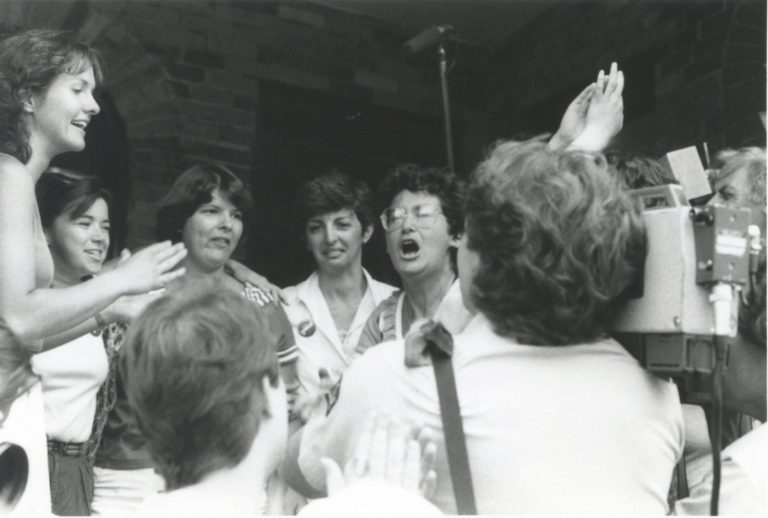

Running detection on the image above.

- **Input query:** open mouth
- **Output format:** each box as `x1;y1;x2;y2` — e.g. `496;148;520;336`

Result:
210;237;231;247
72;120;88;131
84;249;103;261
400;239;420;258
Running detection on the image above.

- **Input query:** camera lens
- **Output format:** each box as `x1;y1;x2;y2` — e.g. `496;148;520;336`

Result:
0;442;28;512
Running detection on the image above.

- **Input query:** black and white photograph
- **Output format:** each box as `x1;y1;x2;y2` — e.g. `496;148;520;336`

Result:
0;0;765;515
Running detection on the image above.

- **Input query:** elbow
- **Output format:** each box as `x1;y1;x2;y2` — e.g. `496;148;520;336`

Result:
1;314;42;354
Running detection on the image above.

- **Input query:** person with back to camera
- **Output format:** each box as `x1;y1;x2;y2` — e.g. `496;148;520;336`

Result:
284;172;396;415
354;164;472;355
285;140;684;514
91;163;298;515
0;29;186;515
121;283;440;517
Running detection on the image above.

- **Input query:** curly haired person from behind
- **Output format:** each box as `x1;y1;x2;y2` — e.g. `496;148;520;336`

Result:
287;142;684;513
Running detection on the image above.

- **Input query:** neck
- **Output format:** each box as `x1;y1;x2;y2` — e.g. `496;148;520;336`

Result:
317;263;366;302
182;258;226;282
51;271;79;289
25;131;53;181
163;459;269;516
401;265;455;319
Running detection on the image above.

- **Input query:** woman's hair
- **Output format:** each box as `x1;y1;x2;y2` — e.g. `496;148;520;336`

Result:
710;147;766;208
119;281;279;490
295;171;374;230
604;151;679;190
156;163;252;242
0;29;103;163
36;168;110;229
377;163;465;238
465;141;646;345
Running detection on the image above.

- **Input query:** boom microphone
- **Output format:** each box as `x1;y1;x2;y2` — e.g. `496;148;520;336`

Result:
403;24;454;55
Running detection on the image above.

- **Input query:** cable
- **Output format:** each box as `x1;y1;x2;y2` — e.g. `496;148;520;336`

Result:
708;333;727;516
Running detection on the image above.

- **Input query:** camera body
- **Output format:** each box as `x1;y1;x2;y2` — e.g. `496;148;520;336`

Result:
610;185;751;400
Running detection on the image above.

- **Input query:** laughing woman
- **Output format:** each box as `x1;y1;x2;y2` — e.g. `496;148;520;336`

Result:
33;171;121;515
0;30;185;515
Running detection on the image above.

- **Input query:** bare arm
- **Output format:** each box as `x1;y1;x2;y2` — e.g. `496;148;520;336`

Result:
0;158;186;349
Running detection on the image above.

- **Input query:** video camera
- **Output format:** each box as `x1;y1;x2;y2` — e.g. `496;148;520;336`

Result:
610;170;758;401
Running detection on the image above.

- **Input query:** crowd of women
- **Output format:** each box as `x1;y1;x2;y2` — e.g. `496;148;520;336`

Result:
0;28;764;517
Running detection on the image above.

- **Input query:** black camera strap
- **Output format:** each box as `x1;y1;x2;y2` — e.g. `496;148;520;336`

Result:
424;324;477;515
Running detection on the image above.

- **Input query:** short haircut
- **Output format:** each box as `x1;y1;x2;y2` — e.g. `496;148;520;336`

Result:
36;168;110;229
156;163;252;242
710;147;766;208
377;163;465;238
0;29;103;163
295;171;374;230
119;281;279;490
465;141;646;345
604;151;679;190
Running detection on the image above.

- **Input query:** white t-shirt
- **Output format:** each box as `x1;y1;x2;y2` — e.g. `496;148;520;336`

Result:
676;423;767;515
299;314;684;514
31;331;109;442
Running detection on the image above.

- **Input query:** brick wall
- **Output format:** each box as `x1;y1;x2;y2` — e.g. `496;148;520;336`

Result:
1;0;486;256
485;0;766;157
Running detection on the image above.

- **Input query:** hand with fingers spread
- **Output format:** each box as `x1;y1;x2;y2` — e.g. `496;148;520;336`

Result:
549;83;596;151
569;62;625;152
320;413;438;499
110;241;187;295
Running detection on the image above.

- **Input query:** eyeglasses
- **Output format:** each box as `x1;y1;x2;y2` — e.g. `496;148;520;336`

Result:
380;204;443;231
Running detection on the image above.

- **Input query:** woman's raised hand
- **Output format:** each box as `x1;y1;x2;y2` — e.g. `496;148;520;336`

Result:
111;241;187;295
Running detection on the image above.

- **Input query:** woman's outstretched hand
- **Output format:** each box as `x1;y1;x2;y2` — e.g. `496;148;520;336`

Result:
111;241;187;295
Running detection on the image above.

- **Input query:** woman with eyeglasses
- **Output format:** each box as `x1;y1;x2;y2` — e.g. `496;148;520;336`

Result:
355;164;471;354
285;172;396;409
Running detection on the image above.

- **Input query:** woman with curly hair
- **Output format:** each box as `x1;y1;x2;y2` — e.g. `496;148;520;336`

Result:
290;142;684;513
355;164;471;353
0;29;185;515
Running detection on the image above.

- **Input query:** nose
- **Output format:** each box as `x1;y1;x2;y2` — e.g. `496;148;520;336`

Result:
90;226;108;245
324;223;337;243
85;91;100;116
400;207;417;231
218;212;234;231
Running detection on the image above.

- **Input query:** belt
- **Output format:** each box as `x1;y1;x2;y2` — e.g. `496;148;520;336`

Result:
47;440;88;457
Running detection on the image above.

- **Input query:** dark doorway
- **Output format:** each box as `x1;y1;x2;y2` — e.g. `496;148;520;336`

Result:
247;81;451;288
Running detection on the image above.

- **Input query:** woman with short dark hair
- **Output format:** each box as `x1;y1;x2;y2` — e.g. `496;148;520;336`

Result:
284;172;395;404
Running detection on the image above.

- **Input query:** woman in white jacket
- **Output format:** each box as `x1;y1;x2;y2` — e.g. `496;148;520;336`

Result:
284;172;395;405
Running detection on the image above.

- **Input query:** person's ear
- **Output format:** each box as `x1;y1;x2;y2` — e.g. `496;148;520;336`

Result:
362;224;374;244
449;230;462;248
21;88;36;114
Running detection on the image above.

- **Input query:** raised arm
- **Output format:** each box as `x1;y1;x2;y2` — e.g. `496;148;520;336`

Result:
568;62;625;152
0;159;186;349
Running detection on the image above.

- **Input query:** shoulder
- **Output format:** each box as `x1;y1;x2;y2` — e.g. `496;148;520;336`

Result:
362;269;397;301
0;156;33;193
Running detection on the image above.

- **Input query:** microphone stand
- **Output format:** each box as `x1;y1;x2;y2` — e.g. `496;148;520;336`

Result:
438;42;455;172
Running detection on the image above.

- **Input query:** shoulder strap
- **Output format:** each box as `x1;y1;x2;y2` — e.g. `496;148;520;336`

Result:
425;324;477;515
